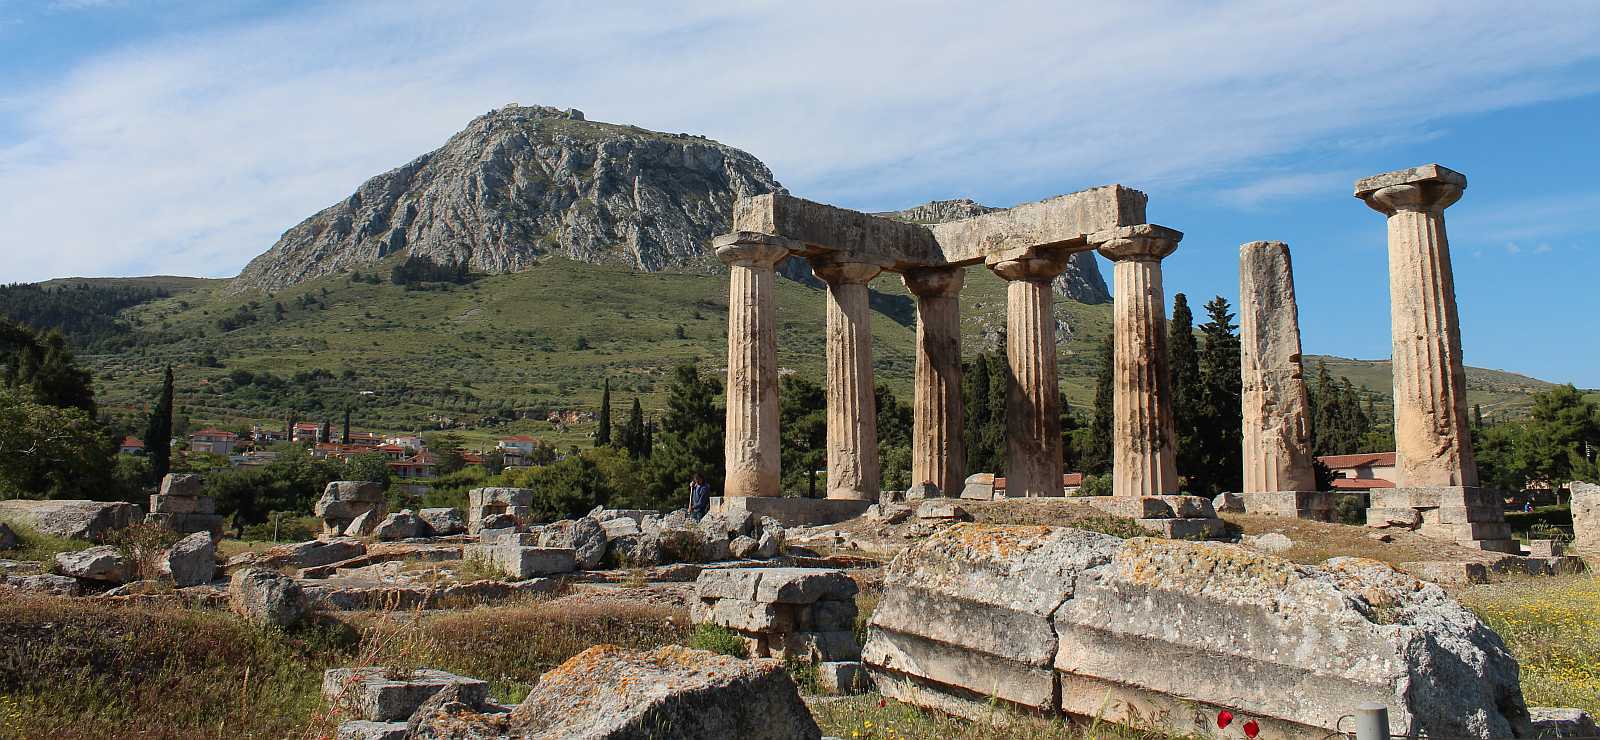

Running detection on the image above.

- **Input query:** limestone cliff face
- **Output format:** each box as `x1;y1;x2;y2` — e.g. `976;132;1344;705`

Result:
880;200;1112;305
231;105;783;292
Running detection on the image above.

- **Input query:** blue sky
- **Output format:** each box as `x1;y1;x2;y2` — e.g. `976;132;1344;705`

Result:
3;1;1600;386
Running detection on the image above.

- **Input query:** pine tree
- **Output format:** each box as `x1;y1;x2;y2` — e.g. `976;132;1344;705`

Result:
1087;335;1114;475
144;365;174;483
1195;296;1242;494
1168;294;1202;486
596;378;612;447
780;376;827;496
647;362;724;501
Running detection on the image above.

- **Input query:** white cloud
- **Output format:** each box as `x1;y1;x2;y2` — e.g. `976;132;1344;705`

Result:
2;0;1599;282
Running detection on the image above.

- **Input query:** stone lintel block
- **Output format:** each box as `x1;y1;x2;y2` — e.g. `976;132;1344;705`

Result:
863;628;1055;709
504;547;576;578
816;661;872;696
1366;507;1424;528
1089;497;1173;519
476;526;516;543
159;473;205;498
322;667;489;722
752;567;859;604
733;193;939;266
1421;521;1512;542
1399;561;1490;587
711;496;872;527
467;488;534;508
1136;517;1225;540
1354;164;1466;199
690;598;793;633
1238;491;1331;515
150;494;197;514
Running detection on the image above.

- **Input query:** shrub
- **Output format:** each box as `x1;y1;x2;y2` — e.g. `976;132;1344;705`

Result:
1074;474;1112;498
685;624;747;659
108;523;184;582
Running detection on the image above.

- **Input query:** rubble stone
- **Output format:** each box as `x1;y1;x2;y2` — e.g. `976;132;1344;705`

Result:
55;545;133;583
372;511;426;541
0;499;138;541
228;567;309;628
323;667;489;722
161;531;216;587
4;573;82;596
417;508;465;536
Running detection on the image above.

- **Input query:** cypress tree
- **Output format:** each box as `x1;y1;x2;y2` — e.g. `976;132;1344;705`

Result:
622;398;647;458
1196;296;1242;494
1168;294;1202;486
1087;335;1114;475
596;378;612;447
343;408;352;444
144;365;174;483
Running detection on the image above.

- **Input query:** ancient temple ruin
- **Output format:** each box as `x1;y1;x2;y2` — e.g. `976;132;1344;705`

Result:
712;186;1178;523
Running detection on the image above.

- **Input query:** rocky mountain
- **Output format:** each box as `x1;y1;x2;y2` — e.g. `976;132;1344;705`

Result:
879;199;1111;305
231;105;783;292
231;104;1109;305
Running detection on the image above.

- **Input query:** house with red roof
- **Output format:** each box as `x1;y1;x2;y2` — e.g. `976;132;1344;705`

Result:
1318;452;1396;491
118;437;145;456
189;429;238;455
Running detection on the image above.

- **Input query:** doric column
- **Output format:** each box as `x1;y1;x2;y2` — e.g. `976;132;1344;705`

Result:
811;257;883;501
1239;241;1317;494
715;232;795;498
903;266;966;496
1356;165;1476;488
1092;225;1181;498
990;251;1073;497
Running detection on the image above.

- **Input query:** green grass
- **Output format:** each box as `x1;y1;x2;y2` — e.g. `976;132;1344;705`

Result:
685;623;749;658
0;519;95;563
809;695;1168;739
1459;573;1600;715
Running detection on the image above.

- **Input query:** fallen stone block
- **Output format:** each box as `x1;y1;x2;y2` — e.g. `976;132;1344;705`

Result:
4;573;82;596
417;508;464;536
334;720;407;740
371;511;426;541
160;531;216;587
492;645;820;740
159;473;205;498
229;567;308;628
1244;532;1293;553
55;545;133;583
1400;561;1491;586
0;499;137;542
237;538;366;572
323;667;489;722
915;500;971;522
1135;516;1224;539
1213;492;1245;513
598;517;640;539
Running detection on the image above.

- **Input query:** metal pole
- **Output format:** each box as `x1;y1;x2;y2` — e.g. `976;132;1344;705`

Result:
1354;703;1389;740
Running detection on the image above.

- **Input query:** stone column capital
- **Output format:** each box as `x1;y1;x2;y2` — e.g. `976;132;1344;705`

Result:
989;251;1072;283
901;266;966;298
1355;164;1466;216
1091;224;1182;262
714;231;797;268
809;256;883;286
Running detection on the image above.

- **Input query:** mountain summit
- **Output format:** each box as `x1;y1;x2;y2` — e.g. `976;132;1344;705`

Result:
231;104;782;292
231;104;1108;303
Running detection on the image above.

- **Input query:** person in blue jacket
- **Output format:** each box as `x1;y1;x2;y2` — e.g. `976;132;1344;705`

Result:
689;471;711;520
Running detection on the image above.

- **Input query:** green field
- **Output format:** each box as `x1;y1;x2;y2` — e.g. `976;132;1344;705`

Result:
52;260;1567;443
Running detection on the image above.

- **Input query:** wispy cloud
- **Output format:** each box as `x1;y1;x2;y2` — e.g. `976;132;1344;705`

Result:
1;1;1599;282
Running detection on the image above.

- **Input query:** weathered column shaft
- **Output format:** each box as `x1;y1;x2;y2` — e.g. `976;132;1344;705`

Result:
716;233;793;498
991;254;1073;497
814;260;883;500
1239;241;1317;493
1094;225;1181;498
1357;167;1476;487
904;267;966;496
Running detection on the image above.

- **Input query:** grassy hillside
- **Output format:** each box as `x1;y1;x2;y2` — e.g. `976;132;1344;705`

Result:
42;261;1569;446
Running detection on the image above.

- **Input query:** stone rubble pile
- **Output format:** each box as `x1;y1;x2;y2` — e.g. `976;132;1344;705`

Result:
693;567;869;697
146;473;224;538
325;666;495;739
864;523;1534;739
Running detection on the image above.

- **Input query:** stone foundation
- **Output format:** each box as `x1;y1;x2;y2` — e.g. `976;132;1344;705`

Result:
463;539;575;578
1367;486;1517;553
1236;490;1336;521
710;496;872;527
1082;495;1225;539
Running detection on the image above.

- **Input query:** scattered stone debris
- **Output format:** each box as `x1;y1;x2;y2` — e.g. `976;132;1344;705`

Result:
229;567;309;628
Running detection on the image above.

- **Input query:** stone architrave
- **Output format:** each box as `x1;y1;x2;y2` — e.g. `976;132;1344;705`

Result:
1355;164;1474;488
716;232;796;499
902;266;966;496
811;257;884;501
1238;241;1318;495
990;250;1075;497
1092;225;1182;498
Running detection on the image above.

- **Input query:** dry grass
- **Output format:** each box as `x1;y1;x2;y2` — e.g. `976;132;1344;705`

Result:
1459;573;1600;715
809;695;1175;739
0;519;94;563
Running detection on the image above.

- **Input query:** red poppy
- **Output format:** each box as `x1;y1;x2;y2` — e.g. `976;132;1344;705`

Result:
1217;710;1233;729
878;698;887;709
1243;720;1260;738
